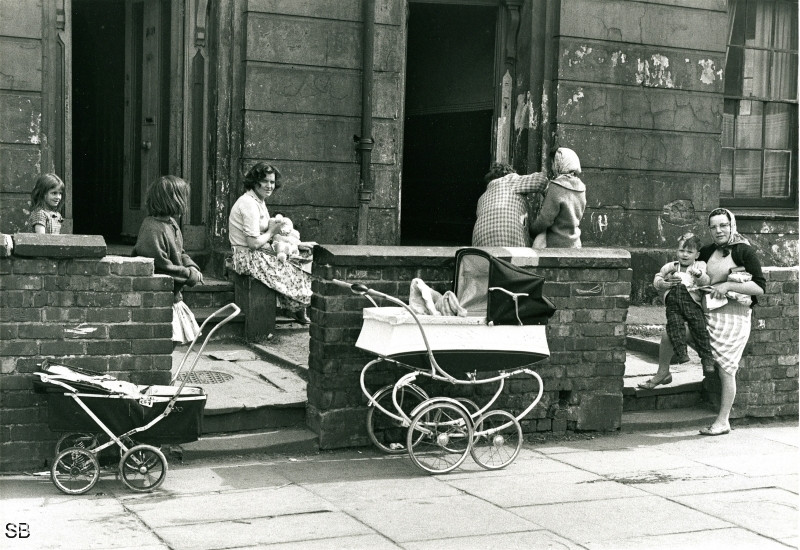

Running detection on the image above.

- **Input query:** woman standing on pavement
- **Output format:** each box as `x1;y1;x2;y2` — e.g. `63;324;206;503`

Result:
639;208;765;436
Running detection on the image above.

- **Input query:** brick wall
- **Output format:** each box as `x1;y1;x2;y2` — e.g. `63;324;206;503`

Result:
705;267;799;419
0;234;174;472
308;245;631;449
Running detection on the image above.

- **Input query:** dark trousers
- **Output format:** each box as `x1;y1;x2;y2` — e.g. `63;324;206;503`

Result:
665;285;714;362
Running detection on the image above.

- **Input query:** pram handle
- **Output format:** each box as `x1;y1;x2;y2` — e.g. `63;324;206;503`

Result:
170;303;241;393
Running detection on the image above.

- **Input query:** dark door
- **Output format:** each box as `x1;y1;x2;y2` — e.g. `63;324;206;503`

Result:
401;3;497;245
72;0;126;238
71;0;171;241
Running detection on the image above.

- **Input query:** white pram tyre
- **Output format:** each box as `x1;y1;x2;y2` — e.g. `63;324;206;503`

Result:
367;384;428;454
469;410;522;470
55;432;99;455
406;401;473;474
119;444;168;492
51;447;100;495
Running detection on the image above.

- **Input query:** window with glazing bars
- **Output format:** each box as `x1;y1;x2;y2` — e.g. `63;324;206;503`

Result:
723;0;798;207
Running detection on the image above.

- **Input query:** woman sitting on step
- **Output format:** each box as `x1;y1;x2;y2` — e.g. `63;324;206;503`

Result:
228;162;312;324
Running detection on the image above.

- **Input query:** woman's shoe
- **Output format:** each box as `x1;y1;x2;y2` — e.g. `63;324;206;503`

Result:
292;309;310;325
699;424;730;436
637;373;673;390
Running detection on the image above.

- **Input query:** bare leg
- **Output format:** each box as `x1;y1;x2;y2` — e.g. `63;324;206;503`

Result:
712;369;735;430
655;333;673;378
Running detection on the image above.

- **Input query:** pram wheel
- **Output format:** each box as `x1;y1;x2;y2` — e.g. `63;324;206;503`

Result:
406;401;473;474
469;410;522;470
119;444;168;492
367;384;428;454
51;447;100;495
55;432;99;455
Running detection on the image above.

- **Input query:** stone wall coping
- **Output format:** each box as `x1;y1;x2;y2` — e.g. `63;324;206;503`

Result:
314;245;631;269
11;233;107;258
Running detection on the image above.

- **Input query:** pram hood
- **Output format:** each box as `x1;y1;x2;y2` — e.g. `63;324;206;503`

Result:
453;248;556;326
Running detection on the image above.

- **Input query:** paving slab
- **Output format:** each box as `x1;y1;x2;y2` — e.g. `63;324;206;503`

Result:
690;450;799;478
600;463;796;498
304;475;462;506
547;446;705;476
446;469;648;507
346;494;541;543
233;534;402;550
512;494;732;544
585;527;791;550
403;530;584;550
1;490;165;550
155;511;372;550
124;484;333;528
674;487;798;543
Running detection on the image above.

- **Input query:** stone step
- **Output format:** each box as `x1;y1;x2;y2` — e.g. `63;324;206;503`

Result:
624;336;708;412
176;427;319;461
621;406;717;432
172;342;308;437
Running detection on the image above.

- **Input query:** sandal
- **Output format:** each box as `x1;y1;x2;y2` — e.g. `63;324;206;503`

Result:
699;424;730;436
637;374;673;390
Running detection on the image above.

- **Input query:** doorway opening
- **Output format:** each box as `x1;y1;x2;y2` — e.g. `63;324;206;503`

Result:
400;3;497;245
72;0;126;240
72;0;172;243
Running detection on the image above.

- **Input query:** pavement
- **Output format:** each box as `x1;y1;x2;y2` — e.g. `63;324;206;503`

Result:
2;421;797;549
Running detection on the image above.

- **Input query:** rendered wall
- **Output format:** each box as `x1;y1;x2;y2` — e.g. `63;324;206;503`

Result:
238;0;404;246
554;0;729;303
0;0;49;234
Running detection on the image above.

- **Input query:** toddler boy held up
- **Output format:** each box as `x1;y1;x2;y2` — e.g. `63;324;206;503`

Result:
653;233;717;374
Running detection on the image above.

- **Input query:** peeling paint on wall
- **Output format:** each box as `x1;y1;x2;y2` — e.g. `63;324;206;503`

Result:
611;51;627;67
698;59;717;85
568;45;593;67
29;112;41;144
514;91;535;131
562;88;585;117
592;213;608;233
661;199;696;226
635;54;674;88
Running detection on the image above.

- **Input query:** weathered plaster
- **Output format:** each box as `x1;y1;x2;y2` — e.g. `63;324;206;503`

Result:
636;54;674;88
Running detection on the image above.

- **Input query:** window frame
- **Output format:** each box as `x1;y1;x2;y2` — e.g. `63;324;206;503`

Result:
722;0;798;209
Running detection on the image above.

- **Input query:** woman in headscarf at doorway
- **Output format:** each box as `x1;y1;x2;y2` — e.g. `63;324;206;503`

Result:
530;147;586;248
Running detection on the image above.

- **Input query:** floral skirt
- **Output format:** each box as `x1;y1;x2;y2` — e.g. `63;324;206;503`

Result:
231;248;312;312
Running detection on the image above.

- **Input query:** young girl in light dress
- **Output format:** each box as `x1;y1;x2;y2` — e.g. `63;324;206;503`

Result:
133;175;204;345
28;173;65;234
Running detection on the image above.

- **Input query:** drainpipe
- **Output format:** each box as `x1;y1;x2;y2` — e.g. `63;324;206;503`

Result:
540;0;559;170
356;0;376;244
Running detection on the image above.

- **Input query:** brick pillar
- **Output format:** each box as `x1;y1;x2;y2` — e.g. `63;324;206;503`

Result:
308;245;631;449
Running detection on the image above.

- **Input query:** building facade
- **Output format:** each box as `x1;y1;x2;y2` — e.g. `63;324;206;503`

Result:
0;0;796;302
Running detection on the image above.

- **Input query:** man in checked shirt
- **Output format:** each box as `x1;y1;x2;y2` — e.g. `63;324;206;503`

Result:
471;162;549;247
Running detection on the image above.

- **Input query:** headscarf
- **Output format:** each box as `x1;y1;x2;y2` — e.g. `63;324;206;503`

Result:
708;208;749;256
552;148;581;175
